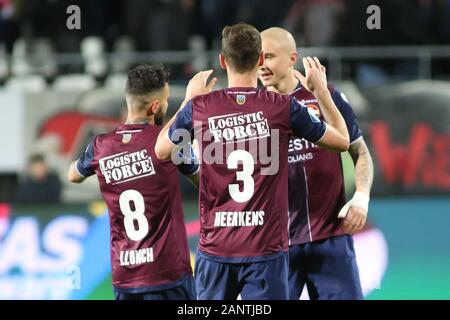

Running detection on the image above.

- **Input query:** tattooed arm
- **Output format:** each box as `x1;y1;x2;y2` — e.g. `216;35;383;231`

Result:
350;138;374;195
341;138;374;234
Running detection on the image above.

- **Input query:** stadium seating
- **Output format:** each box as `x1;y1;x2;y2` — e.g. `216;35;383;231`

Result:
5;75;47;92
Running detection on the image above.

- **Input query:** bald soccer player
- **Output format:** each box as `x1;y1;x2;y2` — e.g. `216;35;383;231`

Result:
259;27;374;300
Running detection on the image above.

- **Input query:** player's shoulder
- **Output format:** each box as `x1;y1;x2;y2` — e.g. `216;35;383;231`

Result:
91;129;113;149
291;84;337;98
327;83;349;102
93;123;132;145
293;83;351;110
261;87;291;101
193;88;289;101
327;84;354;111
253;88;292;111
191;90;222;104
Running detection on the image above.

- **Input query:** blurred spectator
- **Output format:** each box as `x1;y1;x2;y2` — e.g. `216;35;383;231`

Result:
20;0;80;53
124;0;192;51
0;0;449;85
338;0;440;46
192;0;292;49
436;0;450;43
284;0;343;47
81;0;125;51
13;153;62;204
0;0;19;52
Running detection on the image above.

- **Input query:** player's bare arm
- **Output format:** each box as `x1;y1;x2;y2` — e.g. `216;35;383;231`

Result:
350;138;374;196
155;70;217;160
294;57;349;152
340;138;374;234
68;160;86;183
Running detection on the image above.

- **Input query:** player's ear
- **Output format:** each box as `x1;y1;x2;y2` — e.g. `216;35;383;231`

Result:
258;51;264;67
219;54;227;70
148;100;160;116
290;52;298;67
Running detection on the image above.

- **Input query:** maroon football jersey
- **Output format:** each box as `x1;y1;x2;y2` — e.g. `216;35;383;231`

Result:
76;123;193;290
169;87;326;261
288;85;363;245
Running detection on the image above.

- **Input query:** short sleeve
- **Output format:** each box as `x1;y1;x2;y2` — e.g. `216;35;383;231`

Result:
76;140;95;177
331;89;363;143
168;100;194;145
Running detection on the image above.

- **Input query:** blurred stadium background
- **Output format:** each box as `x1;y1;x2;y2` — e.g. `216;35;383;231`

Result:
0;0;449;299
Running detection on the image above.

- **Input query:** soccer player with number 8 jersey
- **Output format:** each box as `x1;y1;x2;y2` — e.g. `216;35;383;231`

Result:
67;64;199;300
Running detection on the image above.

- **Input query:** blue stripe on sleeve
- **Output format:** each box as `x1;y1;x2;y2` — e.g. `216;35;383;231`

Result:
76;141;95;177
177;146;200;176
168;100;194;145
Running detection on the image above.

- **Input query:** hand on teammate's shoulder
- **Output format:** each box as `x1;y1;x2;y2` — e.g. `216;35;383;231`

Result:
185;69;218;101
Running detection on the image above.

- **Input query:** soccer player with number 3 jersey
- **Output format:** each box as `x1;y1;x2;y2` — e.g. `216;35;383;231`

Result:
155;23;350;300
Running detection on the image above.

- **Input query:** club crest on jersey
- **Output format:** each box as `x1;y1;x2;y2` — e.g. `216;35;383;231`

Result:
306;104;321;118
208;111;270;143
236;94;246;105
122;133;132;144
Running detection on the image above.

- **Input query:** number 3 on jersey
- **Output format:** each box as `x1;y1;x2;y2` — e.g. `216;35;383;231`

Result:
119;189;149;241
227;150;255;203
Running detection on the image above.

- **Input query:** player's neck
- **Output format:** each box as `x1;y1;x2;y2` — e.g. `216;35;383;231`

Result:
269;73;299;94
227;71;258;89
125;115;154;125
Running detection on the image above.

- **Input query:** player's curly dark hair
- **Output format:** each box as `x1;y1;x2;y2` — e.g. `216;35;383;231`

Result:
125;63;169;96
221;23;261;73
